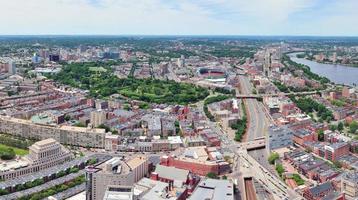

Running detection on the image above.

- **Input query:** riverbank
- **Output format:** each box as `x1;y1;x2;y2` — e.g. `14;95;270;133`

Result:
287;52;358;86
296;52;358;68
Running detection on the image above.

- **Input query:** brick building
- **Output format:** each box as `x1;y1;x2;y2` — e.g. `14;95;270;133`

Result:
324;142;350;161
293;129;316;146
159;147;230;176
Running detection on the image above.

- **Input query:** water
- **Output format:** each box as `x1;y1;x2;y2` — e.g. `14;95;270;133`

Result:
288;52;358;86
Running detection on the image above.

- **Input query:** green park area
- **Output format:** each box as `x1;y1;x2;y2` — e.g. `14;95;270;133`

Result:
0;144;28;160
48;62;209;104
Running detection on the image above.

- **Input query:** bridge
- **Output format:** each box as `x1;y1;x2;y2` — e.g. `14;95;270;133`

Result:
239;137;266;151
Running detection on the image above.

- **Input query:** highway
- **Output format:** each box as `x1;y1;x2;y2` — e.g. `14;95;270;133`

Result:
236;74;303;200
194;73;292;199
238;75;270;169
235;90;320;98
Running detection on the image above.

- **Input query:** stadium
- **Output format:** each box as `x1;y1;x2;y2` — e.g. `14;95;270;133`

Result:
197;67;227;82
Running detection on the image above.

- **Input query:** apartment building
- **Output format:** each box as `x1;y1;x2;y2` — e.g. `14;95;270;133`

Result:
0;116;106;148
341;172;358;199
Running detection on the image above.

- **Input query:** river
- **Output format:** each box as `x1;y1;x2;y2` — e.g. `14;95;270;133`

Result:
288;52;358;86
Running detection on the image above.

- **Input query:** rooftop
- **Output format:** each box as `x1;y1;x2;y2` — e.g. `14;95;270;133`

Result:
33;138;57;147
309;182;333;197
342;171;358;183
140;179;181;200
0;159;29;172
154;165;189;183
103;186;134;200
189;178;234;200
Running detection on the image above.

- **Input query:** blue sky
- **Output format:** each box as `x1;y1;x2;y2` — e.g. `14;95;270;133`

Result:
0;0;357;36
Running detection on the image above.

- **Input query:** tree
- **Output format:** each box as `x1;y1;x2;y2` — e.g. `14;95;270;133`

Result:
349;121;358;134
337;122;344;133
333;161;342;169
206;172;218;179
64;115;71;121
69;167;79;173
0;188;9;195
97;124;110;132
329;124;337;132
0;148;16;160
275;164;285;177
268;152;279;165
292;174;305;186
56;170;66;178
317;129;324;141
88;158;97;165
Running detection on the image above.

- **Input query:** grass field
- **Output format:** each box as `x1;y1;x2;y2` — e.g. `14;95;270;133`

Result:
0;144;29;156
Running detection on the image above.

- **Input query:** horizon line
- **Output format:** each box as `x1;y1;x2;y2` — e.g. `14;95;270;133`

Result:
0;34;357;38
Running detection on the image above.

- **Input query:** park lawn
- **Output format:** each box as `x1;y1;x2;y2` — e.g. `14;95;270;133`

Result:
0;144;29;156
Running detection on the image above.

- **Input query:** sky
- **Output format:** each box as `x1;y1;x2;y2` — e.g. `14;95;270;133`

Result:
0;0;357;36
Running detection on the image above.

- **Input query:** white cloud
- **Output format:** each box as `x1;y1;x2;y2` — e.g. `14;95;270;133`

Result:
0;0;356;35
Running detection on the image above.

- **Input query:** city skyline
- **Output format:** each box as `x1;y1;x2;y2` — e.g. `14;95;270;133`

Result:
0;0;357;36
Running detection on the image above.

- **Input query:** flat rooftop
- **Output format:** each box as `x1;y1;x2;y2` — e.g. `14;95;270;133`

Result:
189;178;234;200
0;115;106;134
0;159;29;172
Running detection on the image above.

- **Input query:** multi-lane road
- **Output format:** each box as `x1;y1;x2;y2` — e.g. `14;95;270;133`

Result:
239;75;268;141
238;75;271;169
237;74;303;200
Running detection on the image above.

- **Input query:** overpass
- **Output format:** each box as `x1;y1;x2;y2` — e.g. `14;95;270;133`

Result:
240;138;266;151
238;149;303;200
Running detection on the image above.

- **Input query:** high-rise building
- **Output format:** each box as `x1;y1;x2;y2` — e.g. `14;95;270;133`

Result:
90;110;106;127
177;57;185;68
332;52;337;63
264;52;272;77
85;156;148;200
8;61;16;75
32;53;42;63
341;172;358;199
49;54;60;62
39;49;49;59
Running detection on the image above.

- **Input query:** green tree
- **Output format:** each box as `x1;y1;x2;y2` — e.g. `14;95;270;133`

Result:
268;152;279;165
275;164;285;177
329;124;337;131
292;174;305;185
0;148;15;160
88;158;97;165
0;188;9;195
69;167;79;173
97;124;111;132
333;161;342;169
56;170;66;178
317;129;324;141
206;172;218;179
64;115;71;121
350;121;358;134
337;122;344;132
